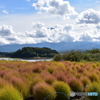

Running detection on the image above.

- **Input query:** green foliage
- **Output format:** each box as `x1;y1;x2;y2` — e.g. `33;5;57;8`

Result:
63;50;84;61
86;48;100;53
0;85;23;100
52;81;71;100
33;82;56;100
11;47;58;58
0;52;12;57
53;54;62;61
53;48;100;62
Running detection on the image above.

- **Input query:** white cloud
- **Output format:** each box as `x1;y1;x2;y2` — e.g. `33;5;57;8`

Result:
32;0;77;19
1;22;100;45
78;29;100;42
76;9;100;24
32;22;48;38
0;36;10;45
0;25;15;36
63;24;73;33
96;24;100;29
0;23;75;45
32;22;44;29
2;10;8;14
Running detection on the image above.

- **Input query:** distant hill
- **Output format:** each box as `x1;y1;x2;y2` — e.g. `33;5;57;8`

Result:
11;47;58;58
0;42;100;52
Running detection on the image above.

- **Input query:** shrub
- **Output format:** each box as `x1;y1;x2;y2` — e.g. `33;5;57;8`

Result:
88;73;99;82
10;76;29;98
85;82;100;100
54;72;67;82
80;76;92;88
53;54;62;61
33;82;56;100
68;77;83;92
44;74;56;84
0;84;23;100
30;76;44;95
52;81;71;100
32;65;42;73
0;78;10;89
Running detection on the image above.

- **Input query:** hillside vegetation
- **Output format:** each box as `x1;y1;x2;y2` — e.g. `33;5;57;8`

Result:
54;48;100;62
0;47;58;58
0;60;100;100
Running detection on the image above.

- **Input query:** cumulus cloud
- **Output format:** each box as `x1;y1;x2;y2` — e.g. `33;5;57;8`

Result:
63;24;73;33
32;22;44;30
76;9;100;24
32;0;77;19
32;22;48;38
1;23;100;45
0;25;15;36
96;24;100;29
0;36;10;45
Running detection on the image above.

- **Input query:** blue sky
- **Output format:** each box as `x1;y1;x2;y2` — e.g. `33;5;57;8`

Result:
0;0;99;15
0;0;100;45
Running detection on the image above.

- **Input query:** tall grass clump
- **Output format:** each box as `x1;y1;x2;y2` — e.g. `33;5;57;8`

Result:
0;84;23;100
33;82;56;100
52;81;71;100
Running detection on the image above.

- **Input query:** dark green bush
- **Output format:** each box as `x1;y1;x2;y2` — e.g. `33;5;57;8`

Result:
53;54;62;61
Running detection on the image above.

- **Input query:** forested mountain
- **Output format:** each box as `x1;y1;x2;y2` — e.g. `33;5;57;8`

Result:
11;47;58;58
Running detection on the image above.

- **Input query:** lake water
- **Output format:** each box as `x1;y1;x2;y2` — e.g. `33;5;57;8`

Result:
0;58;52;62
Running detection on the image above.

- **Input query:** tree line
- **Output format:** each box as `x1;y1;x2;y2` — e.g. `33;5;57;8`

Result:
53;48;100;62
